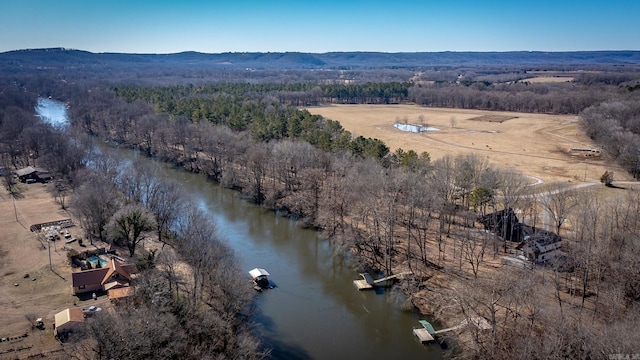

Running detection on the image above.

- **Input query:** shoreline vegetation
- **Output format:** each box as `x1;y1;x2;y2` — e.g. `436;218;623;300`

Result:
1;53;640;358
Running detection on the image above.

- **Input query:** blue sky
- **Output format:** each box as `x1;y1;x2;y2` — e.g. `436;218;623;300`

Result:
1;0;638;54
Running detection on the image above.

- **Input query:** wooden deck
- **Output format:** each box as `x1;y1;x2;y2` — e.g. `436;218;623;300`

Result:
353;279;373;290
413;328;435;343
353;273;375;290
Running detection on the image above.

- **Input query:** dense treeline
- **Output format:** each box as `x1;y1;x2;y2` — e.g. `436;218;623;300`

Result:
110;84;391;158
580;99;640;178
115;74;640;121
408;70;640;114
114;81;410;107
408;80;636;114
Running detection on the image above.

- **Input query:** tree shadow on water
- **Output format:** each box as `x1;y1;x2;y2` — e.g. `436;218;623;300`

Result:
254;311;311;360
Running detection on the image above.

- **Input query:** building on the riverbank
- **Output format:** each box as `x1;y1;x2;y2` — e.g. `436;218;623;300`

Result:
14;166;52;183
72;258;137;295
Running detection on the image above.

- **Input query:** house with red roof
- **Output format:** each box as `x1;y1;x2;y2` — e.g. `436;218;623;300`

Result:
71;258;137;295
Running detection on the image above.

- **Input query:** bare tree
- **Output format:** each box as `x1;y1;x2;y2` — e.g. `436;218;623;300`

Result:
538;182;580;236
244;143;269;203
454;153;489;209
461;228;489;278
569;191;604;308
107;203;156;257
175;207;220;308
48;178;71;209
318;154;357;239
70;172;121;244
495;168;529;253
145;178;186;245
431;155;457;261
1;164;18;195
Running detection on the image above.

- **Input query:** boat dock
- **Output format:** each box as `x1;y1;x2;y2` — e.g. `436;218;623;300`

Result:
353;273;375;290
413;320;437;343
413;328;434;343
353;272;411;290
413;317;491;343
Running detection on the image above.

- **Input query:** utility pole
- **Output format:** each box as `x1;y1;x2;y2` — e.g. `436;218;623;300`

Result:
48;239;52;270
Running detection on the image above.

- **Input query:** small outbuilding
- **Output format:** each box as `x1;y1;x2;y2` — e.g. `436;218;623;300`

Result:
14;166;52;183
54;308;85;338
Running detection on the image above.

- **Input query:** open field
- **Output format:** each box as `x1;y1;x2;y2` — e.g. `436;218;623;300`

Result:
307;104;631;184
522;76;574;83
0;184;109;358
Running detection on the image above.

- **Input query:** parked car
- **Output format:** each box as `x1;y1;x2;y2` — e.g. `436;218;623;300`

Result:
82;306;102;314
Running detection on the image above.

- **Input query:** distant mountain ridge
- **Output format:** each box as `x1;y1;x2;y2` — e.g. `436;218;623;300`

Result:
3;48;640;72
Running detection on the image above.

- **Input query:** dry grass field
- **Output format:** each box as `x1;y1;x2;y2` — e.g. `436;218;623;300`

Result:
307;104;630;184
522;76;574;83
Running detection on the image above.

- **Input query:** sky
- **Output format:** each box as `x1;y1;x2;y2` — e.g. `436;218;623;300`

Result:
1;0;638;54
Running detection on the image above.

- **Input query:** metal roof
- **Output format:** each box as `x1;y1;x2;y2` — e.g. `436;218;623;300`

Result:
249;268;270;279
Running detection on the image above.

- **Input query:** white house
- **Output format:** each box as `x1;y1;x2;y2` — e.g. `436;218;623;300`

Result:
517;230;562;263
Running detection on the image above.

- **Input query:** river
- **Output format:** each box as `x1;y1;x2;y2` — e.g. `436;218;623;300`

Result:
37;98;445;360
35;97;70;129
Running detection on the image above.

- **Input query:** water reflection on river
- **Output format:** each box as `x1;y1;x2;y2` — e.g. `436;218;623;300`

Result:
38;98;445;360
35;98;70;128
